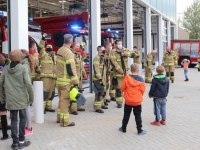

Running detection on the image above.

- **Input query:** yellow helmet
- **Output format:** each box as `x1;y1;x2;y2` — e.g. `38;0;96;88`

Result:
70;87;80;101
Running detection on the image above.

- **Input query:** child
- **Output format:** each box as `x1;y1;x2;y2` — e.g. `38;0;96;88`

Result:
181;59;190;81
149;65;169;126
0;50;34;149
119;63;146;135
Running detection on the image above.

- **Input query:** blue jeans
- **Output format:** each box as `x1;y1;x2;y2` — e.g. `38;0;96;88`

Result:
184;70;188;79
154;98;167;122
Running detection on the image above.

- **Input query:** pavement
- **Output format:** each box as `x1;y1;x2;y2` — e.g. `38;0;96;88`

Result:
1;66;200;150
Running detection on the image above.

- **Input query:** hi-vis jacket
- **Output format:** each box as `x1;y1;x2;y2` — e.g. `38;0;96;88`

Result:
110;48;135;78
92;55;106;83
29;49;41;79
198;53;200;62
56;45;79;86
144;53;154;68
39;40;57;79
134;50;141;64
162;51;177;66
73;50;86;79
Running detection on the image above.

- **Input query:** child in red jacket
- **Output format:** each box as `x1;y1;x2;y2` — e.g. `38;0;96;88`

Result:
119;63;146;135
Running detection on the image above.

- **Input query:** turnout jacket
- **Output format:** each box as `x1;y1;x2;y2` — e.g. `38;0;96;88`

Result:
56;45;79;86
134;50;141;64
92;55;106;83
39;39;57;79
149;74;169;98
105;50;112;82
110;48;135;78
73;50;86;79
162;51;177;66
29;49;41;79
144;53;154;69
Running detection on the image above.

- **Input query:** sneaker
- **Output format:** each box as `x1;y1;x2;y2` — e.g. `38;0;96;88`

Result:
25;128;33;136
1;134;11;140
11;144;19;150
95;109;104;113
184;79;189;81
72;111;78;115
18;141;30;149
151;121;160;126
117;105;122;108
119;127;126;133
138;130;146;135
160;120;166;125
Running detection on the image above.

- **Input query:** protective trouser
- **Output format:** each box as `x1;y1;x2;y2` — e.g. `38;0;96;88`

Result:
70;78;83;113
145;67;152;83
32;74;40;84
41;77;56;110
57;85;71;126
93;89;106;110
103;82;109;103
165;65;175;80
109;74;116;98
113;77;123;105
198;63;200;70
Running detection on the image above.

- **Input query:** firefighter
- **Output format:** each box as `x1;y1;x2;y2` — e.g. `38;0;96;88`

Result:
29;41;41;82
144;50;157;83
109;41;117;102
162;47;177;83
56;34;79;127
110;39;135;108
198;52;200;72
133;46;141;64
38;33;57;113
70;42;87;115
174;48;179;68
93;46;107;113
104;42;112;105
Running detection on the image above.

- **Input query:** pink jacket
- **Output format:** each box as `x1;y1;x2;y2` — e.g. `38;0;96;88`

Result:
181;60;190;70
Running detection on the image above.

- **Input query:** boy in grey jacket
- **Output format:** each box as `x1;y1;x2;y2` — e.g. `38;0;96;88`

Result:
0;49;34;150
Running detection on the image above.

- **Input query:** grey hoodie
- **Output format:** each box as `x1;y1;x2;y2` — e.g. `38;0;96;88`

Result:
0;63;34;110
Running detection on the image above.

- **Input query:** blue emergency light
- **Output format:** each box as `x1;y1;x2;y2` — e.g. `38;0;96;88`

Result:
0;12;4;18
107;28;111;32
71;25;82;29
116;30;119;34
29;17;33;21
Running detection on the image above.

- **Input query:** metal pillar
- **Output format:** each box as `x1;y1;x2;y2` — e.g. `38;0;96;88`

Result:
125;0;133;67
158;15;163;65
145;6;151;55
90;0;101;93
174;0;178;39
10;0;28;51
62;0;65;15
167;20;171;47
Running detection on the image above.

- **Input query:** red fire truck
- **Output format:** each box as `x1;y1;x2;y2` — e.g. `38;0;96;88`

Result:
171;40;200;67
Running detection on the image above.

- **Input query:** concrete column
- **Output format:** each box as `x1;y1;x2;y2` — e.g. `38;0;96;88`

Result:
10;0;28;51
145;6;151;55
91;0;101;60
125;0;133;67
61;0;65;15
167;20;171;47
158;15;163;65
174;0;178;39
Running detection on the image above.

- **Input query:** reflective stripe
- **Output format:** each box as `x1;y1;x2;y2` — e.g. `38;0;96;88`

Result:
43;101;46;105
93;61;99;64
66;59;75;64
99;65;103;68
109;90;116;94
116;66;120;70
41;51;46;58
60;113;69;119
116;97;123;101
33;57;38;59
76;64;80;66
117;59;121;62
165;63;175;66
164;56;174;58
92;77;99;81
56;81;71;85
96;73;101;76
94;102;102;106
127;52;131;57
57;78;72;82
57;109;61;115
115;74;124;77
57;59;65;64
110;56;116;58
41;60;53;64
40;73;56;78
146;58;152;62
46;101;52;106
71;103;77;108
124;58;128;61
145;77;152;80
71;76;78;81
39;43;44;48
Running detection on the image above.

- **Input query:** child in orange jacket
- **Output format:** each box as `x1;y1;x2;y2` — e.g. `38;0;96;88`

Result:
119;63;146;135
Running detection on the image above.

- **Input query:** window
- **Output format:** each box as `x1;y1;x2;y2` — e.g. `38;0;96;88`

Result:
180;43;191;56
191;43;199;58
173;43;180;54
54;32;69;47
